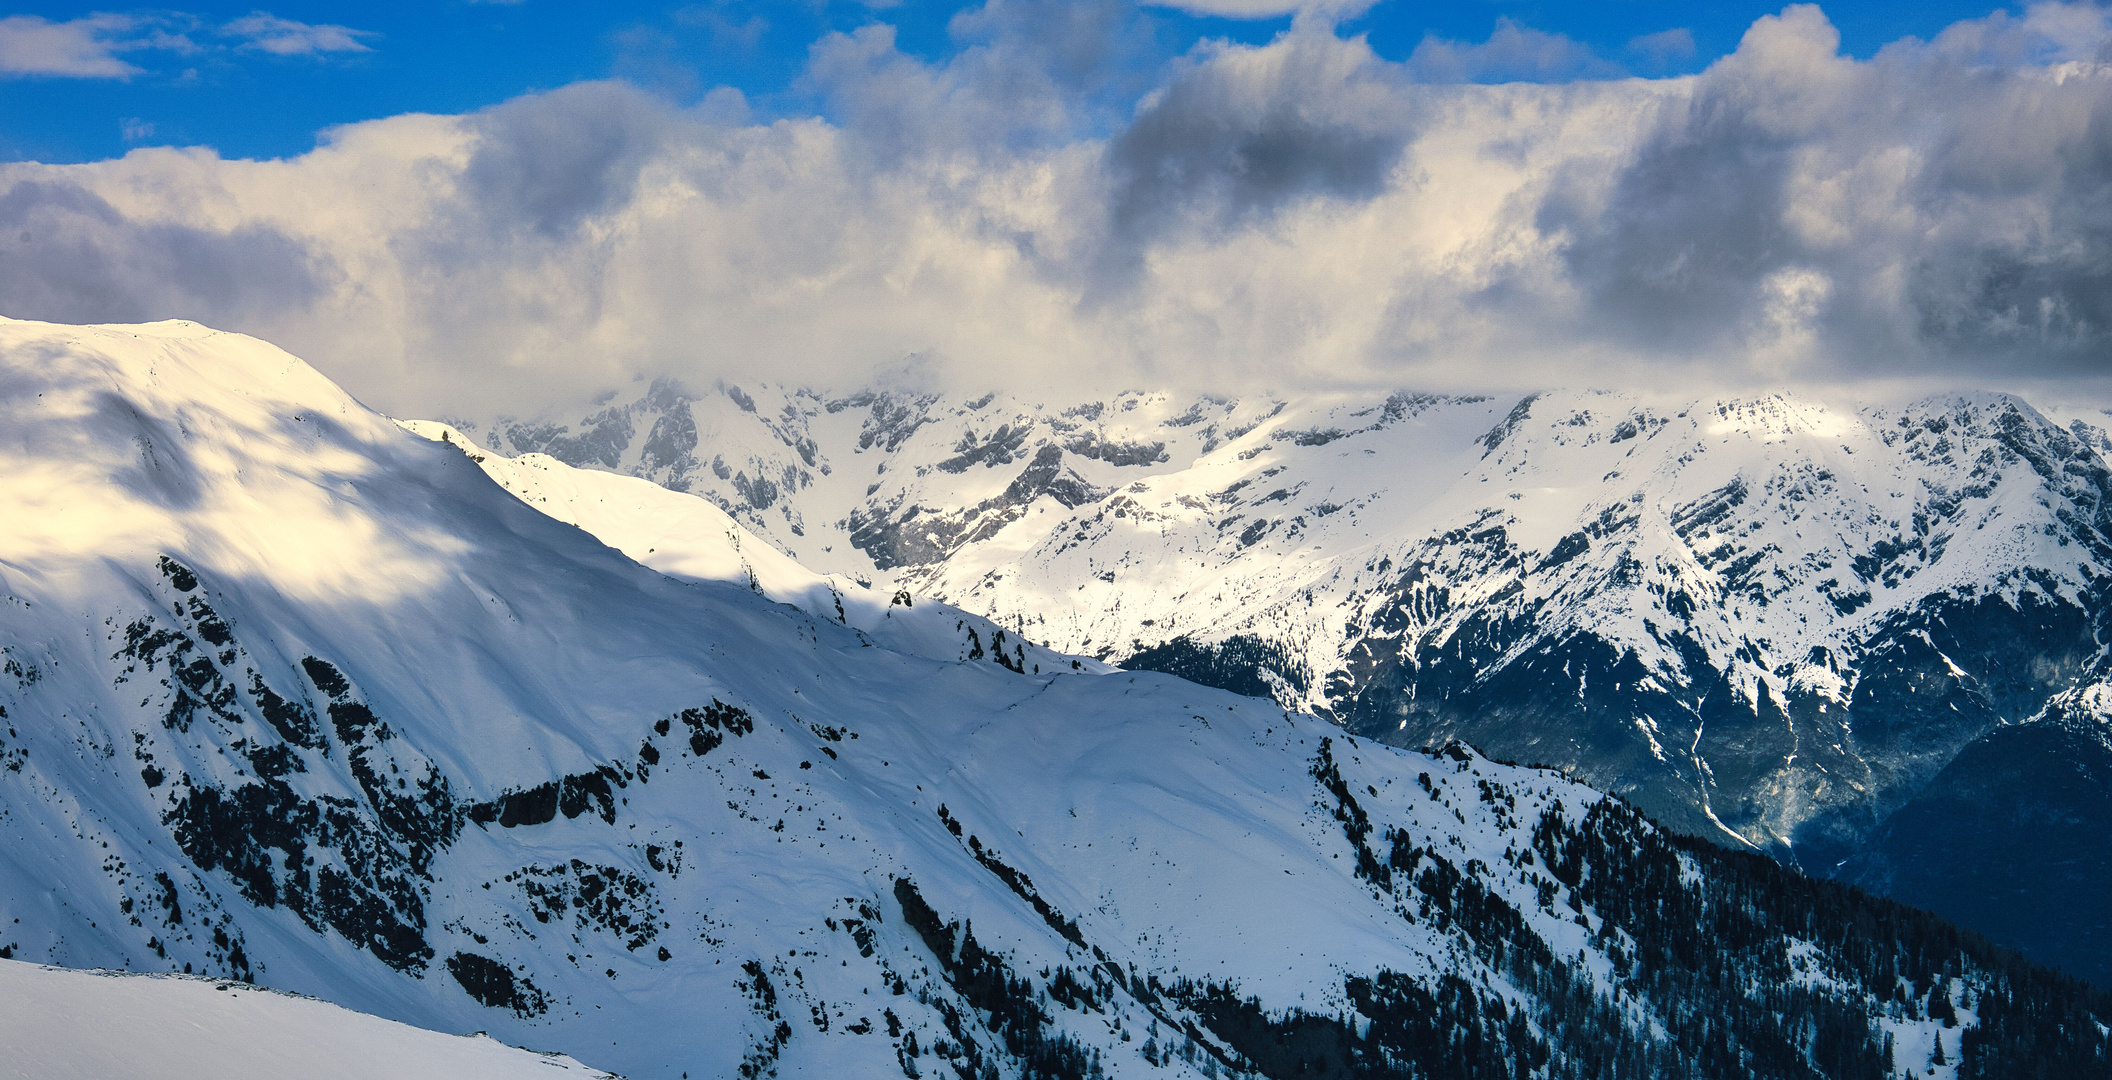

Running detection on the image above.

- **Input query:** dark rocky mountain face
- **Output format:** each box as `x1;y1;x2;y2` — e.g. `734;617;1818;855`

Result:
1327;563;2103;871
1843;688;2112;990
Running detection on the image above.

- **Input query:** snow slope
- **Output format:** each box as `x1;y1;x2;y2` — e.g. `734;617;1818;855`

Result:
0;958;612;1080
391;419;1101;676
0;318;2102;1077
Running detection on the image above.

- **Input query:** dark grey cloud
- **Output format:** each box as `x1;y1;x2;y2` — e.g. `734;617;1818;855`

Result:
1540;70;1807;352
0;179;329;327
1103;29;1413;264
1544;4;2112;379
459;81;676;239
1907;74;2112;370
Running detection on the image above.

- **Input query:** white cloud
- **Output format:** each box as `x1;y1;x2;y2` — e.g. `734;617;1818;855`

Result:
0;13;169;78
4;3;2112;416
0;10;373;78
1405;18;1624;83
222;12;376;56
1142;0;1374;19
1627;27;1697;65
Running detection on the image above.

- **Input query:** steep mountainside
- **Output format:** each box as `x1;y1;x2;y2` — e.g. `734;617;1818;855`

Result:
4;318;2108;1078
1843;682;2112;989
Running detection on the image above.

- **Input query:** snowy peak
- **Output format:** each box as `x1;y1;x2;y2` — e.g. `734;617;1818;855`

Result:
0;318;451;604
460;381;1383;582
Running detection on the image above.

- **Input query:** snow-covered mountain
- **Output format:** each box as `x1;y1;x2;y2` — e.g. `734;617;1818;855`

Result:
464;380;2112;967
0;958;614;1079
392;419;1100;677
4;318;2107;1077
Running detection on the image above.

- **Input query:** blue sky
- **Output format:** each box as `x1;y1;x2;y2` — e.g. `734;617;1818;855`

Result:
0;1;2016;162
5;0;2109;410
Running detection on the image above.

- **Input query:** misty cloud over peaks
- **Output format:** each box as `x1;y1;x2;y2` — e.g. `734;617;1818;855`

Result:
4;2;2112;417
1107;29;1412;248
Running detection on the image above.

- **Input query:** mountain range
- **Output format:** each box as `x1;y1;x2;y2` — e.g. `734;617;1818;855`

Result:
0;317;2108;1078
459;375;2112;990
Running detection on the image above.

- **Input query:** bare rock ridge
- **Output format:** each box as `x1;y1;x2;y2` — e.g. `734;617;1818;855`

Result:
471;379;2112;989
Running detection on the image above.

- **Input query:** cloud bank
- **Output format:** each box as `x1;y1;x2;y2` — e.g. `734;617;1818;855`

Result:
3;2;2111;416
